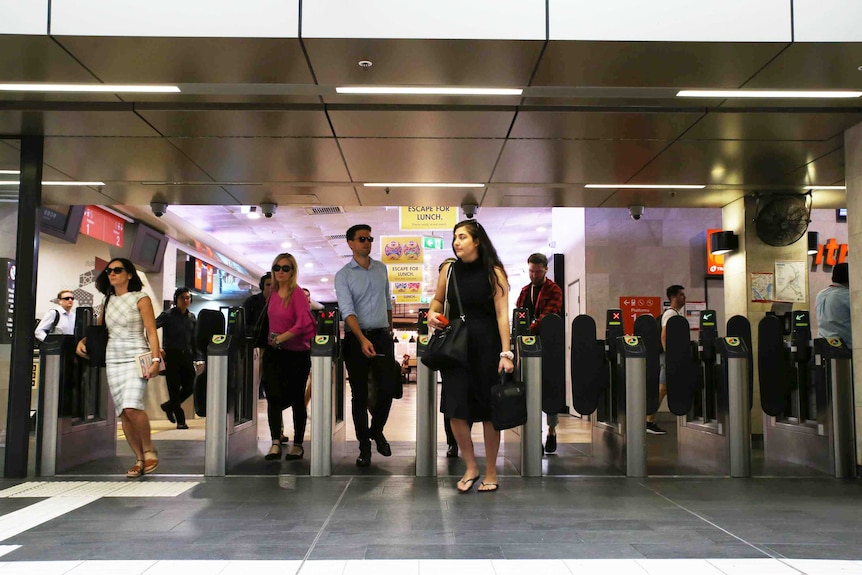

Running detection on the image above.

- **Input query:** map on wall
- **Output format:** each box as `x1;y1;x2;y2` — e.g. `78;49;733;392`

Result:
774;261;807;303
750;272;774;302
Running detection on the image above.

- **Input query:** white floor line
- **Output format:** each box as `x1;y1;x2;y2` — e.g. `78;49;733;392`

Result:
0;497;100;543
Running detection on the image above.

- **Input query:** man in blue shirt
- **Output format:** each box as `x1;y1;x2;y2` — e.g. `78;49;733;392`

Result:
815;263;851;347
335;224;395;468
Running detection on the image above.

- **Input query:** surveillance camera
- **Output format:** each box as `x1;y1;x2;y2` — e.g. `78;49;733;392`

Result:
150;201;168;218
462;203;479;219
260;202;277;219
629;205;644;221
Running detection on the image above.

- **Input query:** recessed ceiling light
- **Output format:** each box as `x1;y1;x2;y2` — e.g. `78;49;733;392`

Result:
336;86;522;96
536;226;547;232
247;211;260;220
0;83;181;93
304;262;314;268
0;180;106;186
364;183;484;188
585;184;705;189
0;170;19;175
281;241;292;249
320;278;328;283
803;185;846;190
677;89;862;99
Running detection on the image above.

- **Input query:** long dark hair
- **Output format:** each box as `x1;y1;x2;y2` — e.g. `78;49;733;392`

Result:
95;258;144;294
452;219;507;297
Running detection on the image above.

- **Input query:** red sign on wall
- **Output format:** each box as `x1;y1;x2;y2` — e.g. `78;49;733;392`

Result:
80;206;124;247
619;296;662;335
706;229;725;276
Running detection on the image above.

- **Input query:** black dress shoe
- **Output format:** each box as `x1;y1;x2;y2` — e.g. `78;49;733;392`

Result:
356;450;371;468
446;444;459;458
371;432;391;457
176;422;189;430
544;434;557;453
160;402;176;424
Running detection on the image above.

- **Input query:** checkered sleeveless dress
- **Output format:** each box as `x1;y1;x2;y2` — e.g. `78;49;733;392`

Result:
105;291;150;415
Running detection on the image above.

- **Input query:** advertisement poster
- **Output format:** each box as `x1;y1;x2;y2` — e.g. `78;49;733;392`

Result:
392;282;422;295
380;236;424;264
619;296;661;335
395;294;422;304
387;264;423;283
684;300;707;331
399;206;458;231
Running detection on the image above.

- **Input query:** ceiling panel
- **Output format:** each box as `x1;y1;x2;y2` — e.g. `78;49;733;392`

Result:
597;187;749;208
491;139;669;183
355;187;479;207
0;139;19;168
138;110;333;137
90;183;236;206
338;138;504;183
41;185;123;205
744;43;862;89
43;137;214;181
169;137;350;182
782;147;847;190
533;41;787;87
681;112;862;141
304;39;544;86
55;37;313;84
483;185;615;207
222;185;361;207
0;36;99;83
328;110;515;138
510;110;704;139
0;110;161;136
630;139;841;186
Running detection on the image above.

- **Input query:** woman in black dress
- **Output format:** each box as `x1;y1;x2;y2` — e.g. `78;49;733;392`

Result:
428;220;514;493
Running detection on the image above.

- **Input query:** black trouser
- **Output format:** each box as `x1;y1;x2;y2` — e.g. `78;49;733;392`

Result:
343;330;395;452
262;347;311;443
163;349;195;425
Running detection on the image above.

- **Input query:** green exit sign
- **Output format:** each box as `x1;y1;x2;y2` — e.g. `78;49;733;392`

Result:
423;236;444;250
419;296;432;304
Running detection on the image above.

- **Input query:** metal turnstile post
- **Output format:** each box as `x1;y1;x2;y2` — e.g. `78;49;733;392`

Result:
37;337;63;476
717;337;751;478
415;334;437;476
311;335;336;477
518;335;543;477
815;338;856;478
618;336;647;478
204;335;230;477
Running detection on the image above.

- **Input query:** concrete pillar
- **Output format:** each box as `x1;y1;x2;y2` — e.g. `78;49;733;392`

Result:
723;195;809;436
844;121;862;469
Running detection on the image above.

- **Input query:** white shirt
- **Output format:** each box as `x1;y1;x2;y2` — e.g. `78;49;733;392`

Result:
34;308;76;342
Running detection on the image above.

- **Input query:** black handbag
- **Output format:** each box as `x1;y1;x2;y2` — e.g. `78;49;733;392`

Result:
421;266;469;371
490;371;527;431
84;325;108;368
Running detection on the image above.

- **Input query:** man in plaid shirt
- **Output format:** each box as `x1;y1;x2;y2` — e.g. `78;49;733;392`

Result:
516;253;563;452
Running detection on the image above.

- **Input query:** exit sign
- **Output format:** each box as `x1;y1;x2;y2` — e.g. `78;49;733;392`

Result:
419;296;432;304
423;237;444;250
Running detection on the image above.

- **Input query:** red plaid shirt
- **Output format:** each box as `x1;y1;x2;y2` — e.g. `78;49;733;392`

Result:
516;278;563;332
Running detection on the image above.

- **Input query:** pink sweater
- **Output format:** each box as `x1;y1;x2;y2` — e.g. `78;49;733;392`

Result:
266;287;317;351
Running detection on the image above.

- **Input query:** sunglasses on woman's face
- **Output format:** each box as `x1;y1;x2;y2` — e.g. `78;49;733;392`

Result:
272;264;294;273
104;267;126;275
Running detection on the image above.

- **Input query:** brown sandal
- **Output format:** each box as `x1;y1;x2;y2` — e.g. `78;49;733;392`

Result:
143;449;159;474
126;460;144;479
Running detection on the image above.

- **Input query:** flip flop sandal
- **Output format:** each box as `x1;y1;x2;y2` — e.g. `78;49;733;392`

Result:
143;449;159;474
478;482;498;493
126;460;144;479
456;475;480;493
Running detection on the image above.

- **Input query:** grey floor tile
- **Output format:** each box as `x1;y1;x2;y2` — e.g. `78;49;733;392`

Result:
763;544;862;560
365;544;504;560
501;543;645;559
633;543;767;559
307;545;369;560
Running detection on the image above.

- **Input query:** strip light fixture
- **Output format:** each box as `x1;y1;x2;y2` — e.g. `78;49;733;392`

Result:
364;183;485;188
0;83;180;93
677;90;862;99
585;184;705;189
803;185;846;190
0;181;105;186
337;86;522;96
0;170;20;175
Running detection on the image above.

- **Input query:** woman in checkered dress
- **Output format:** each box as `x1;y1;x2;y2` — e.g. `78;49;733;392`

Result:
77;258;163;478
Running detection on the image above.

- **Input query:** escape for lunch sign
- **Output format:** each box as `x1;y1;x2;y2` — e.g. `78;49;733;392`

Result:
399;206;458;231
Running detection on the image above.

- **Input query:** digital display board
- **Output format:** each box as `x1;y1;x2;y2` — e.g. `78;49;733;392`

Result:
80;206;124;247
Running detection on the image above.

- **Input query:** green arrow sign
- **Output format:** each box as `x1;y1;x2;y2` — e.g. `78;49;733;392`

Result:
423;237;444;250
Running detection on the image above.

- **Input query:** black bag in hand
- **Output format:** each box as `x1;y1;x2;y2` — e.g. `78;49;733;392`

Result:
84;325;108;368
490;371;527;431
421;266;469;371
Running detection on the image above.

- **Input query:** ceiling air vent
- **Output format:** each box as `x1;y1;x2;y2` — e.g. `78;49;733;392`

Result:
305;206;344;215
327;234;347;240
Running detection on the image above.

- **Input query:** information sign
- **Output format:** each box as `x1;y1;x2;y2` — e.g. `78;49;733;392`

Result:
619;296;661;335
387;264;423;282
400;206;458;231
81;206;124;247
422;236;445;250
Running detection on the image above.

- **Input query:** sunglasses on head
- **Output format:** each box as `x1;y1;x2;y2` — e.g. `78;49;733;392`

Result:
104;266;126;275
353;236;374;243
272;264;294;273
60;296;75;301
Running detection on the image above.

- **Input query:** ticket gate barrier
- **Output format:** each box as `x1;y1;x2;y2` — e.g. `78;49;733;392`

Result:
310;304;345;477
37;332;116;476
204;308;259;476
759;311;855;477
415;308;437;476
571;311;647;477
512;334;543;477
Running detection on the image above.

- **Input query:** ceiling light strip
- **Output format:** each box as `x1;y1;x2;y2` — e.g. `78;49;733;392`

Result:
364;183;485;188
803;186;846;190
0;83;180;93
0;181;105;186
337;86;522;96
585;184;705;189
677;90;862;99
0;170;20;175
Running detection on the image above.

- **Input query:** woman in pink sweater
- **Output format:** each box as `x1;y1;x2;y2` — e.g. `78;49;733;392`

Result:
262;253;317;461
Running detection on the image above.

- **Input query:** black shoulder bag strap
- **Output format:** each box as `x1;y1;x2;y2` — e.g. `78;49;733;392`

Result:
449;265;466;323
49;309;61;333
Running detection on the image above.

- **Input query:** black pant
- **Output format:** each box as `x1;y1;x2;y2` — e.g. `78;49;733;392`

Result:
262;347;311;443
163;349;195;425
343;331;394;451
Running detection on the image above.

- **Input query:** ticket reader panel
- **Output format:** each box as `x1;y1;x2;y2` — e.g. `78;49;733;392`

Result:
310;304;345;477
814;338;855;478
617;336;648;477
716;336;751;478
510;335;542;477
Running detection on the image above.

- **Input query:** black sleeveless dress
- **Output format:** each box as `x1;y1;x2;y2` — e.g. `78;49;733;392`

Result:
440;258;502;422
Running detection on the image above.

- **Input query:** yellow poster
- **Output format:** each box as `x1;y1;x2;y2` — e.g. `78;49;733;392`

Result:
380;236;424;264
395;294;422;304
388;264;423;282
392;281;422;295
400;206;458;231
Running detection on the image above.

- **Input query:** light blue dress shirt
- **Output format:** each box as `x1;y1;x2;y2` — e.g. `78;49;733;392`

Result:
815;284;852;347
335;258;391;332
